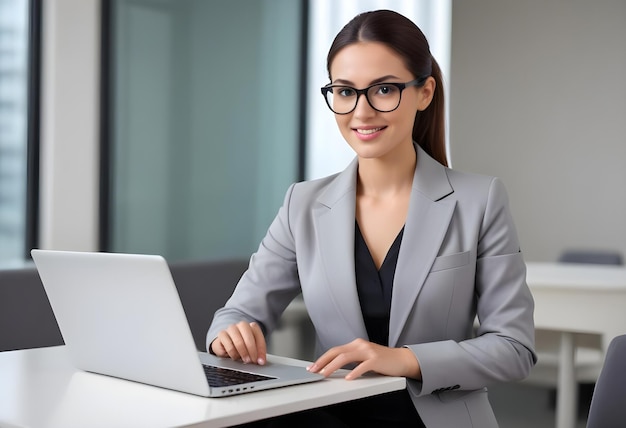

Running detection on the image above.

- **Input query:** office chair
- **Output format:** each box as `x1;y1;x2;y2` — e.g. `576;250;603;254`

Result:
558;249;623;266
0;267;64;352
586;334;626;428
169;258;247;351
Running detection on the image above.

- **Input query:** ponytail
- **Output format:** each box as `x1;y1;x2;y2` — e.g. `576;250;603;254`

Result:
413;57;447;166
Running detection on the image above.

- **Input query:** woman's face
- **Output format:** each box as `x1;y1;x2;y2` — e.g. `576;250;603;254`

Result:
329;42;434;161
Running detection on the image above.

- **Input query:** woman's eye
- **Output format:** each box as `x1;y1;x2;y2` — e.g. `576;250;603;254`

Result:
376;85;397;95
337;87;356;97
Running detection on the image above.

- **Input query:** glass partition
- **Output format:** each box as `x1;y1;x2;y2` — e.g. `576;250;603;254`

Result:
106;0;302;261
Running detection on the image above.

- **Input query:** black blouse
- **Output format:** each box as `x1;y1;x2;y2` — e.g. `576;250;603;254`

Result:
355;222;403;345
347;222;425;426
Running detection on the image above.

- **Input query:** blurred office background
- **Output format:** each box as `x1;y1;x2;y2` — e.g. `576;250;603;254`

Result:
1;1;625;427
0;0;450;265
2;0;624;268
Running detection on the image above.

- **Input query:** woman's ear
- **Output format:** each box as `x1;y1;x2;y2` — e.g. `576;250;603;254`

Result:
417;76;436;111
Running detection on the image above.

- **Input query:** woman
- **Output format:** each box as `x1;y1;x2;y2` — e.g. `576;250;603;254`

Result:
207;9;536;427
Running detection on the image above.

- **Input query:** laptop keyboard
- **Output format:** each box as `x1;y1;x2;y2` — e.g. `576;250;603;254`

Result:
202;364;275;387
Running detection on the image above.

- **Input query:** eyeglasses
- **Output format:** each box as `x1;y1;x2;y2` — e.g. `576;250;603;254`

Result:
320;76;429;115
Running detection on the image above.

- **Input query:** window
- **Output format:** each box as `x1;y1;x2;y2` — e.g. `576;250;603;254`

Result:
103;0;304;261
0;0;40;267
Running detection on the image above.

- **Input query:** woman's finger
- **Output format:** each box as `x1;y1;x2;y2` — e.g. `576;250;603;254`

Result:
216;322;267;365
226;322;253;361
250;322;267;365
215;329;240;360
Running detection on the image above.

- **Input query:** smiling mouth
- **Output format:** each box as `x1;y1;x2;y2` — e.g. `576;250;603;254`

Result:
355;127;386;135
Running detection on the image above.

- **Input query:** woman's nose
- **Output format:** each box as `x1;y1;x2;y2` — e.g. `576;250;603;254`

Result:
352;93;376;118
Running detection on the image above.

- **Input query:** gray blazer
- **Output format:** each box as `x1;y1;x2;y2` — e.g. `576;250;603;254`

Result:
207;145;536;428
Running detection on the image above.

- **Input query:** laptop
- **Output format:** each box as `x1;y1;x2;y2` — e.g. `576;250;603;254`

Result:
30;249;323;397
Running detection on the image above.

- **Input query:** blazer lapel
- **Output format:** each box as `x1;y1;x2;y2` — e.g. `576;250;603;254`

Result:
389;146;456;347
314;158;369;340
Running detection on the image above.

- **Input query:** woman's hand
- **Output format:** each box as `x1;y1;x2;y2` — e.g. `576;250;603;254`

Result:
306;338;421;380
210;321;267;365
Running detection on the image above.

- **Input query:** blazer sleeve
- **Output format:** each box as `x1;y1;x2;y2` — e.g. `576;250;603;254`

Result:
206;183;302;350
405;178;537;396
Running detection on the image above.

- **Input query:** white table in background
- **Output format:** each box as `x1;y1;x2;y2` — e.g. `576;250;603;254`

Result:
526;262;626;428
0;346;405;428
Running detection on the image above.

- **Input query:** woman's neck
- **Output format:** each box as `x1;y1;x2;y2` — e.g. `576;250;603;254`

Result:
356;143;417;198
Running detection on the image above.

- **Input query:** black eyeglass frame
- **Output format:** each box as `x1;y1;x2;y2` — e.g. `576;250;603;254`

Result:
320;75;430;115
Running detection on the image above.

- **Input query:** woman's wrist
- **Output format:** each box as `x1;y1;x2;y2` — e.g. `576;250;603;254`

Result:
400;347;422;380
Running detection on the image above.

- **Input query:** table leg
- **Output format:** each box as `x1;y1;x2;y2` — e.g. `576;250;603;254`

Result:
556;332;577;428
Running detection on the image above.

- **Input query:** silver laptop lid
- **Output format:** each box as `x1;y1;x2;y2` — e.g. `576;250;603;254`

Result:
31;250;211;396
31;249;324;397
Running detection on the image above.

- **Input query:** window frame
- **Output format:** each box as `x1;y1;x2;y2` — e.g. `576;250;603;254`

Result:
24;0;43;259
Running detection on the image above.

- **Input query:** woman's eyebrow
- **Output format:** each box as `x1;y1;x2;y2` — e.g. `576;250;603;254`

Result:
331;75;401;86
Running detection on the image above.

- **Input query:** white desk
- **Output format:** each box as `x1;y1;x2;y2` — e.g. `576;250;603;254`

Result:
526;262;626;428
0;346;405;428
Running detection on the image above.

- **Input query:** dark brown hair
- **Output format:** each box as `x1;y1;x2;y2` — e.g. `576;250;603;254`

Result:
327;10;447;166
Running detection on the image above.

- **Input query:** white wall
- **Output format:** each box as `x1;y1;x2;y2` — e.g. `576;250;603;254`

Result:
39;0;100;251
449;0;626;262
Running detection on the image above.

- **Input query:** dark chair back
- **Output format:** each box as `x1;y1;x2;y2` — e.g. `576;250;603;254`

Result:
586;334;626;428
0;259;247;353
0;267;64;351
169;258;247;351
558;250;623;266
